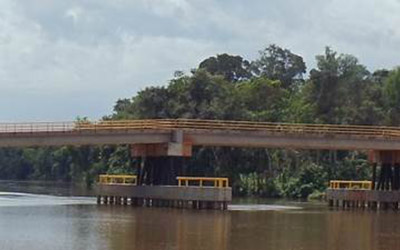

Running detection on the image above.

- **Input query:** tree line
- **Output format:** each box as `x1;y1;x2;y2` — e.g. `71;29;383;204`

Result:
1;45;400;199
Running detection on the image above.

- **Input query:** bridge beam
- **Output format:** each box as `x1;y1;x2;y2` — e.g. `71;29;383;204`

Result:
1;128;400;151
0;130;172;147
187;131;400;150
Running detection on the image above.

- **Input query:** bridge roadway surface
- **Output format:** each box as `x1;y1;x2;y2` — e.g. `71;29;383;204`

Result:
0;119;400;150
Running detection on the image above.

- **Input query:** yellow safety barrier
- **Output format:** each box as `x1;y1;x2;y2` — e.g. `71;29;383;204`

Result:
98;174;137;185
73;119;400;138
177;176;229;188
1;118;400;139
329;180;372;190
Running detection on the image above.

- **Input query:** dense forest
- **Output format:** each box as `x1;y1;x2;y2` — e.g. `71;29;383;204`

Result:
1;45;400;199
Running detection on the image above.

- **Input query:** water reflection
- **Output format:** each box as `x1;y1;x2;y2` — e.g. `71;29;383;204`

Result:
227;207;400;250
99;207;231;250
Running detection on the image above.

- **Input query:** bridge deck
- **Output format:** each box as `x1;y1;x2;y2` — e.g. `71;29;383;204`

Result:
0;119;399;150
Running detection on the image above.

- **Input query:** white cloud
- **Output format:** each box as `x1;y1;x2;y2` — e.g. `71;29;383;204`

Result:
1;0;400;121
65;6;84;24
141;0;191;17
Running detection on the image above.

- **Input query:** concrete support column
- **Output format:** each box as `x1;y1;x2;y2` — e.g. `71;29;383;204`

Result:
377;164;385;191
394;164;400;190
372;163;377;190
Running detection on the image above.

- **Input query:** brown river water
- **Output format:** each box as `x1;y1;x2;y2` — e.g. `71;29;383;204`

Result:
0;181;399;250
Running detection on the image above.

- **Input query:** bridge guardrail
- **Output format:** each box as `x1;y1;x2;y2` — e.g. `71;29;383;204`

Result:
0;119;400;139
98;174;137;185
329;180;372;190
177;176;229;188
0;122;75;133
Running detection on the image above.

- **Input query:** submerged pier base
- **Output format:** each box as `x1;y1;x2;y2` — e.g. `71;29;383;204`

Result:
95;185;232;210
327;189;400;210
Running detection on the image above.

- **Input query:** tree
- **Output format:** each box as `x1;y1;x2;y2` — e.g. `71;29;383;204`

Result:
306;47;377;124
384;68;400;125
237;77;288;121
252;44;306;89
306;47;341;123
199;54;251;82
128;87;170;119
0;148;32;180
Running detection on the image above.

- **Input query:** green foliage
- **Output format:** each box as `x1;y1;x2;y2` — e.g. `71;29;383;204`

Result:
199;53;251;82
0;148;31;180
308;190;326;200
238;172;279;197
384;68;400;125
327;156;371;181
106;146;133;174
275;163;327;199
252;44;306;89
238;77;288;121
307;47;372;124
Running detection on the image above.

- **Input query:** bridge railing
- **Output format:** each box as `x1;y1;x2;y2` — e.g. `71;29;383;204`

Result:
56;119;400;138
329;180;372;190
177;176;229;188
98;174;138;185
0;119;400;139
0;122;76;133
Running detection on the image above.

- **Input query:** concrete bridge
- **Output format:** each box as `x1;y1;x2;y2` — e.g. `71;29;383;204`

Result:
2;118;400;210
1;119;400;151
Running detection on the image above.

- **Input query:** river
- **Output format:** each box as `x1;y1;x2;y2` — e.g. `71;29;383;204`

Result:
0;181;399;250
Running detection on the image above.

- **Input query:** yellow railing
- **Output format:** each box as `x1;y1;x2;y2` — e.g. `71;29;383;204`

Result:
75;119;400;138
0;119;400;139
98;174;137;185
177;176;229;188
329;180;372;190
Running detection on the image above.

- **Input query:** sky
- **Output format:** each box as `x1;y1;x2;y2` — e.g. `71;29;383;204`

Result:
1;0;400;121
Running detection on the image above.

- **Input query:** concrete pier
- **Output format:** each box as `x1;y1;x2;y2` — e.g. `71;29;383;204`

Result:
327;189;400;209
95;184;232;210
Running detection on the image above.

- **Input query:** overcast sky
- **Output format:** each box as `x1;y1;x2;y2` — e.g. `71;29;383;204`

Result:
1;0;400;121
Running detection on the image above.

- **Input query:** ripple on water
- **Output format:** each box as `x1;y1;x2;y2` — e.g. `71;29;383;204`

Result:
0;192;303;211
228;204;302;211
0;192;95;207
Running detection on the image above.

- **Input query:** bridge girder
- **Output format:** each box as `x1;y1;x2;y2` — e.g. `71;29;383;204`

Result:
0;129;400;152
